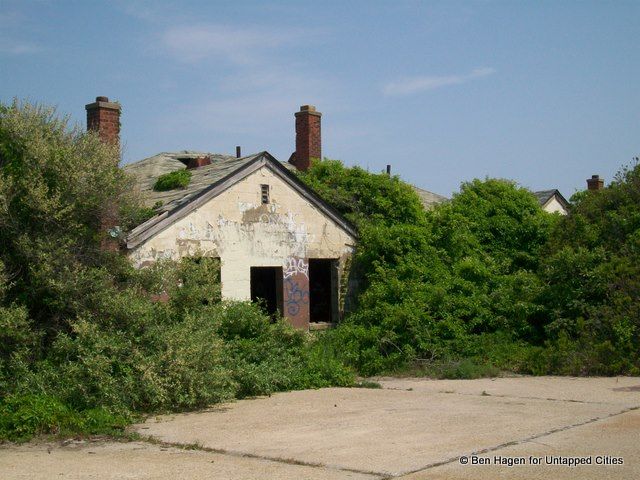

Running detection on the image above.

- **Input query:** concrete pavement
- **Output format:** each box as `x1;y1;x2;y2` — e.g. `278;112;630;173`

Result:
1;376;638;479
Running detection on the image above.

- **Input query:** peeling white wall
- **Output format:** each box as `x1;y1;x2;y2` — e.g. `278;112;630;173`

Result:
129;166;355;300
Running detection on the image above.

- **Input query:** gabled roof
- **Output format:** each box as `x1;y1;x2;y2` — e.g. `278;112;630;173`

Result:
533;189;570;210
124;151;358;249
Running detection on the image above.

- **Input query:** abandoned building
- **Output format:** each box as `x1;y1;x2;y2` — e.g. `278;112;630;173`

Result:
86;97;363;330
85;96;575;329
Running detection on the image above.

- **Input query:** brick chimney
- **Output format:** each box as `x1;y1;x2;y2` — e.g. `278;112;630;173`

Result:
85;96;121;146
587;174;604;191
290;105;321;172
86;96;121;252
186;155;212;169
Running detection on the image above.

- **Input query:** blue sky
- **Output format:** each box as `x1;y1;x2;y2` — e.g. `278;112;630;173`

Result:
1;0;638;198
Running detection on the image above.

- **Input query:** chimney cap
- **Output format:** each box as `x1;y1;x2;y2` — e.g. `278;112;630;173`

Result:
86;96;121;111
591;174;600;179
295;104;321;117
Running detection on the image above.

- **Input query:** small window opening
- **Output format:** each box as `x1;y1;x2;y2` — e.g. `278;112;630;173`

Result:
261;184;270;204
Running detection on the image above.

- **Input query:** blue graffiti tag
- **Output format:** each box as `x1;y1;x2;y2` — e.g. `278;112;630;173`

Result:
284;277;309;316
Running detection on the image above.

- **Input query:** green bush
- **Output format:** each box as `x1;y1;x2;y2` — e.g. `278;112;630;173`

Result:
302;159;639;378
153;170;192;191
536;161;640;375
297;159;426;227
0;394;128;442
427;359;500;380
304;166;555;376
208;302;354;397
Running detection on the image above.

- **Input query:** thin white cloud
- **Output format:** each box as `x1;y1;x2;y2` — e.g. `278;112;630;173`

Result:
383;67;495;96
161;24;297;64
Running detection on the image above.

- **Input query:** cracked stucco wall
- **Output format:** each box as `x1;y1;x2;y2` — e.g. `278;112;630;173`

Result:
128;166;356;320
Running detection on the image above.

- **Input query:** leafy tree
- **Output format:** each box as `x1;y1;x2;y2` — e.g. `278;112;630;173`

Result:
0;100;137;332
431;179;555;271
302;160;555;374
297;159;426;227
538;161;640;374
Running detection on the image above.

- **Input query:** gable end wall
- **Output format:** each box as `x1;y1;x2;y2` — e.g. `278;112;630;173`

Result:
128;165;356;328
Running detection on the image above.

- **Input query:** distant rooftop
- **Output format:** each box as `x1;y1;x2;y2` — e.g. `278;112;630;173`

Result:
411;185;448;209
533;189;569;208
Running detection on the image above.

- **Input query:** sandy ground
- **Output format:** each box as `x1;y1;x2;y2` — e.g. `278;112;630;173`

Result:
1;376;638;479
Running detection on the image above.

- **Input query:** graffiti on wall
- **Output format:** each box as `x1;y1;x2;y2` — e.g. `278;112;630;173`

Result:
282;256;310;318
283;257;308;279
254;208;316;258
283;276;309;316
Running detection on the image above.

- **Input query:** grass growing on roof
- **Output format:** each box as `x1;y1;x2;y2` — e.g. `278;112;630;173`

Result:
153;170;192;191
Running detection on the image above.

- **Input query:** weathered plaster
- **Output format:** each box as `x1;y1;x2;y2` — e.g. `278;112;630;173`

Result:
128;165;356;326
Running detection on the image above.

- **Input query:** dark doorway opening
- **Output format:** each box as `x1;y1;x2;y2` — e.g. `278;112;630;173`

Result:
309;259;335;323
250;266;283;316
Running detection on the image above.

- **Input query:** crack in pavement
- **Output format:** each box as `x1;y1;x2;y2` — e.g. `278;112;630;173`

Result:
392;405;640;478
136;434;391;479
430;389;630;406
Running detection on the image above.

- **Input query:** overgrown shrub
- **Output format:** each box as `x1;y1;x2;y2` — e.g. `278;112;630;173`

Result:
301;162;555;375
302;158;640;377
297;159;426;227
535;161;640;375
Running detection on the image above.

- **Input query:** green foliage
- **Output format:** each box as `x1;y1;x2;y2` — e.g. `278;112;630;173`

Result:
432;179;555;270
153;169;192;191
425;359;501;380
170;257;222;313
0;394;128;442
0;259;354;440
297;159;426;227
302;159;639;377
303;166;554;375
0;102;354;441
0;99;140;331
536;161;640;375
209;302;353;398
119;203;158;230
